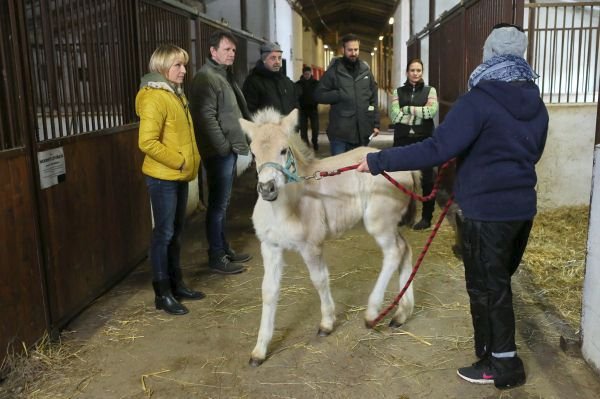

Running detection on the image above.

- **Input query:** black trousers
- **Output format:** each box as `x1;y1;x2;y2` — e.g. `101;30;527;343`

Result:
393;134;434;221
457;217;533;357
299;107;319;145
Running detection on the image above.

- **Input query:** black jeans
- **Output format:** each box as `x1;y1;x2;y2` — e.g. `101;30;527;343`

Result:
393;134;434;221
299;107;319;145
457;217;533;357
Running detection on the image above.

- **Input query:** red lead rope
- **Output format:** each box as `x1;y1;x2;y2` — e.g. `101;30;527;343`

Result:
367;194;454;328
313;160;456;327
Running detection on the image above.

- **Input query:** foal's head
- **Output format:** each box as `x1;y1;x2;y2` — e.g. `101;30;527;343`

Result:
240;108;313;201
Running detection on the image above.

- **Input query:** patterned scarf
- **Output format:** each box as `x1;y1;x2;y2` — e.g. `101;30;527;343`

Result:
468;54;539;90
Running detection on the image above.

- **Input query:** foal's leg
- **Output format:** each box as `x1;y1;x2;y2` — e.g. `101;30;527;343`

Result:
363;229;409;325
300;244;335;335
250;242;284;366
390;233;414;327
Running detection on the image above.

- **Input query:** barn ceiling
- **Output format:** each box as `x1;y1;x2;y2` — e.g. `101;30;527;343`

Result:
291;0;399;50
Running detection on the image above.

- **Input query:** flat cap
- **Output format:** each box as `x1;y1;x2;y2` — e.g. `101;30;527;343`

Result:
260;42;282;54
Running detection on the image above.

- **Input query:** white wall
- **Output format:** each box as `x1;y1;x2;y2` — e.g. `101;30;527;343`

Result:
272;0;295;80
203;0;241;27
536;104;595;208
291;10;303;80
582;144;600;375
245;0;271;40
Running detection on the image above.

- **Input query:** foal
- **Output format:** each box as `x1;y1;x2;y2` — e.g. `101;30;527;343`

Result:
240;109;418;366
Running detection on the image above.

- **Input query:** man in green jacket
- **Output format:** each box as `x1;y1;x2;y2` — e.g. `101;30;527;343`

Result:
189;30;251;275
314;33;380;155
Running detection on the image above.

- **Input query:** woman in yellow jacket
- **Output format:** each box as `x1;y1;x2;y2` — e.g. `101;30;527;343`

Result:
136;44;203;315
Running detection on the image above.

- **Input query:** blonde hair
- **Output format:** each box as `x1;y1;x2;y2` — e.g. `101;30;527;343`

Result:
148;44;189;77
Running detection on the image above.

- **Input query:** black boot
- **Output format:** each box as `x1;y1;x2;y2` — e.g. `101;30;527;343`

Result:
413;218;431;230
491;356;526;389
152;280;189;315
170;269;205;300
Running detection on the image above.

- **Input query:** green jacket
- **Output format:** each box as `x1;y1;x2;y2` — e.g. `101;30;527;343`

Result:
314;57;379;144
189;59;250;158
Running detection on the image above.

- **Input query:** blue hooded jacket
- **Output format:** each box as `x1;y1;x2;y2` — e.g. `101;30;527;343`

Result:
367;80;548;221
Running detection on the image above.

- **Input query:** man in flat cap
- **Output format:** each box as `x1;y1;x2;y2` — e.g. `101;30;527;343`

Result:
296;66;320;150
242;42;298;116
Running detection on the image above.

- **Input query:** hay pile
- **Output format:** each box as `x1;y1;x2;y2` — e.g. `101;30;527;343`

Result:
521;205;589;331
0;333;96;399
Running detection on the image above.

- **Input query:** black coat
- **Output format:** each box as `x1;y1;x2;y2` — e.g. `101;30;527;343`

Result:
314;57;379;144
295;76;319;109
242;61;298;116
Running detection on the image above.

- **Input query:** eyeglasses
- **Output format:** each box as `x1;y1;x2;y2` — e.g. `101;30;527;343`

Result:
492;23;524;32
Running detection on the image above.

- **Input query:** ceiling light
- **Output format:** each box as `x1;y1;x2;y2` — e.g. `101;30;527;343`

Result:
379;35;384;41
388;17;394;25
373;47;377;51
324;44;328;49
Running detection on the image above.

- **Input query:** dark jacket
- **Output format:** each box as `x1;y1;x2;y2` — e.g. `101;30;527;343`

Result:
314;57;379;144
296;76;319;109
367;80;548;221
242;61;298;115
394;80;435;137
189;59;250;158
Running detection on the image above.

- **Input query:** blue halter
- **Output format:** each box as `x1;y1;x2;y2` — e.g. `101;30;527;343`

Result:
256;147;302;184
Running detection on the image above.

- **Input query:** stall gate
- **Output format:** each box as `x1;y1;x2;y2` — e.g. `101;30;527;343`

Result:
0;0;264;360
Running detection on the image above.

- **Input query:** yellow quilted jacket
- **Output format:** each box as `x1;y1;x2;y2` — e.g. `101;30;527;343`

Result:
135;73;200;182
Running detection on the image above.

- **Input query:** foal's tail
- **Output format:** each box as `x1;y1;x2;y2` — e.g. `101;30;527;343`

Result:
398;170;421;227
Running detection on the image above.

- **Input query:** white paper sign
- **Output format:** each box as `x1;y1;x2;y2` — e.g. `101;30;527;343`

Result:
38;147;66;189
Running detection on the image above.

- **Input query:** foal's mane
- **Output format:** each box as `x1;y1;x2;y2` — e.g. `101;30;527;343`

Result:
252;108;315;170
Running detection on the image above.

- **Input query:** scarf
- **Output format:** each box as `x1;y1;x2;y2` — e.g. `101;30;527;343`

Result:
468;54;539;90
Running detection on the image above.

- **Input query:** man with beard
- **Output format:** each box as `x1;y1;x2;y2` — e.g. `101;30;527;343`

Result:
314;33;379;155
242;42;298;116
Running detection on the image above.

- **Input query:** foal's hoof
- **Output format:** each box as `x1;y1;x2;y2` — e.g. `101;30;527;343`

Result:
317;328;331;337
249;357;264;367
389;319;404;328
364;320;375;329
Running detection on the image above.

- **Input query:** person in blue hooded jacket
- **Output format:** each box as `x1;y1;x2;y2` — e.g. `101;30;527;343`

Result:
358;24;548;390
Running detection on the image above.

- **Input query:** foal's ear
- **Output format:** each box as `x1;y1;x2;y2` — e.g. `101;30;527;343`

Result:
282;109;298;137
239;118;256;141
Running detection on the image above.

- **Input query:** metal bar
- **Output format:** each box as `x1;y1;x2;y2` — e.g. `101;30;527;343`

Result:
82;0;98;132
593;5;600;103
58;0;76;135
40;0;62;139
98;0;110;129
66;0;83;134
583;5;594;103
74;0;91;133
107;0;119;126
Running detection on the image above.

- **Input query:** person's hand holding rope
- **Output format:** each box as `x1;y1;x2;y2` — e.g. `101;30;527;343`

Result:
357;158;370;173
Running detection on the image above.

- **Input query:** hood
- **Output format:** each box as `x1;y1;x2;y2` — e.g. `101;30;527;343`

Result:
475;80;543;121
139;72;181;95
